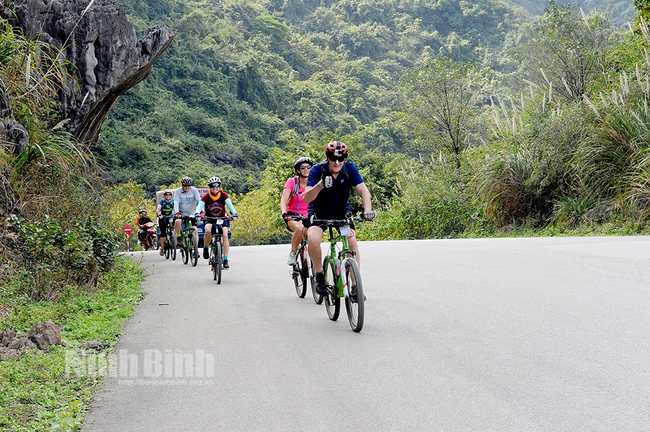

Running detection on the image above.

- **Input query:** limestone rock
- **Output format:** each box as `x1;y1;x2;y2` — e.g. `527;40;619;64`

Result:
0;328;16;346
1;0;177;145
8;335;37;351
29;321;62;349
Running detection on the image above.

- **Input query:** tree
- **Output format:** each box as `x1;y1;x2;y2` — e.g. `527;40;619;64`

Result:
634;0;650;23
400;56;481;168
513;1;611;103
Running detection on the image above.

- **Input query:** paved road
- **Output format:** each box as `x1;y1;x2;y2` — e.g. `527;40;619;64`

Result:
82;236;650;431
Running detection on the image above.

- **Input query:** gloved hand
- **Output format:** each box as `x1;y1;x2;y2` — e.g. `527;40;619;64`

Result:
232;214;239;220
282;212;291;221
175;212;181;217
318;174;333;189
362;210;376;221
200;211;205;217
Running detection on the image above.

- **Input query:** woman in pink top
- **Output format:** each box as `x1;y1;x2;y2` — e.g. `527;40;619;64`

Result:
280;156;314;265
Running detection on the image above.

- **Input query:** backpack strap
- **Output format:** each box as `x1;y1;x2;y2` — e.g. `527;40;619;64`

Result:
288;176;300;200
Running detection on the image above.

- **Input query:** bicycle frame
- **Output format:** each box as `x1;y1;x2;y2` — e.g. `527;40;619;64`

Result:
180;216;197;244
323;224;356;299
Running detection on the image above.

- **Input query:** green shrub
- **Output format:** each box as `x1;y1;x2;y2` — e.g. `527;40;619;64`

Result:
8;215;119;301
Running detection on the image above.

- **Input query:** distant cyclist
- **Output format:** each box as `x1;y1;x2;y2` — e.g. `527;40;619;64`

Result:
280;156;313;265
196;176;238;269
173;176;201;244
136;209;153;246
303;141;375;295
156;189;174;256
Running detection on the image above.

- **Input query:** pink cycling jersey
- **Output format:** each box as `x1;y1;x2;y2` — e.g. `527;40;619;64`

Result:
284;177;308;216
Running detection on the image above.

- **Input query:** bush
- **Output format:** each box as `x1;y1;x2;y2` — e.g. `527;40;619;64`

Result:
7;215;119;300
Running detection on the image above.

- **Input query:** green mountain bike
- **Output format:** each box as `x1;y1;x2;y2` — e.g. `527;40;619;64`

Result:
313;215;365;332
178;215;199;267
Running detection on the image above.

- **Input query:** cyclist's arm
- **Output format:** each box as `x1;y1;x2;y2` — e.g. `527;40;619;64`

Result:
225;198;237;215
303;165;322;204
355;182;373;212
302;184;321;203
195;201;205;214
280;188;291;213
173;191;180;214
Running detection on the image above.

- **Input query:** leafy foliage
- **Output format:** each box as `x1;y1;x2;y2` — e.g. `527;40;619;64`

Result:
0;258;145;431
8;215;119;301
512;1;612;103
401;56;484;167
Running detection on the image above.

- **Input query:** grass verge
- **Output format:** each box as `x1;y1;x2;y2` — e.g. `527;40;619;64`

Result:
0;257;145;431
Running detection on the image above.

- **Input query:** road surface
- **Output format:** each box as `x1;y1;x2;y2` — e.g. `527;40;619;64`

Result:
82;236;650;431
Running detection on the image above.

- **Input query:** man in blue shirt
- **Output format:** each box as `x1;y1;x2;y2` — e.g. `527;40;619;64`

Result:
303;141;376;295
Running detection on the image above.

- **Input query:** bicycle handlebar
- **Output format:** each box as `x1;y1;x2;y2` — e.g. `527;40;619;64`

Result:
202;216;235;223
291;214;364;226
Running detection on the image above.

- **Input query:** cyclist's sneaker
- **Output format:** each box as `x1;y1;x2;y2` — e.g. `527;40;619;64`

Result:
203;247;209;259
287;251;297;266
350;285;366;302
315;272;327;295
223;259;230;269
159;249;164;256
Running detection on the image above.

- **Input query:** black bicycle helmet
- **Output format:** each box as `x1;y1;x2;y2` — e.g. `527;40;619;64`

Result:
181;176;193;186
293;156;314;174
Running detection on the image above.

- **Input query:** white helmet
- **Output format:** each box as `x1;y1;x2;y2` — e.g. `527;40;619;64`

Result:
208;176;221;187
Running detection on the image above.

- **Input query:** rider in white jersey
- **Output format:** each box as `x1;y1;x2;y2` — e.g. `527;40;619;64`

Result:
173;176;201;242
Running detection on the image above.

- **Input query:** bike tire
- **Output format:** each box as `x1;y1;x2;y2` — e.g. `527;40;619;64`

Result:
164;241;170;259
181;237;189;265
323;258;340;321
213;241;222;284
170;236;177;260
190;235;199;267
292;246;307;298
308;257;322;304
344;258;365;333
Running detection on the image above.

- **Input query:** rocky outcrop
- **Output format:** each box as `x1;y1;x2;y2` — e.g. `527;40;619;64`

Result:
1;0;177;145
30;321;63;349
0;322;63;360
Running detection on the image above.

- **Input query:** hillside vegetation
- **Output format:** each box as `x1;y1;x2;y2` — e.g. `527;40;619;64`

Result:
95;0;650;244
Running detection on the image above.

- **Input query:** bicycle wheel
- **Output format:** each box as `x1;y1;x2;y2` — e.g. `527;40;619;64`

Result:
292;246;307;298
344;258;365;333
308;257;322;304
164;240;170;259
190;234;199;267
323;258;340;321
213;241;222;284
181;236;189;265
170;235;177;261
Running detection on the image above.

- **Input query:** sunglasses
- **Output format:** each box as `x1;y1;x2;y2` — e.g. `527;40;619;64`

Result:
299;165;312;170
210;184;221;189
328;156;346;163
164;194;172;196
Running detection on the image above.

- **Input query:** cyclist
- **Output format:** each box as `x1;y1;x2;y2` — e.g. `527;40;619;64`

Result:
156;189;174;256
280;156;314;265
136;209;154;247
173;176;201;245
196;176;238;269
303;141;375;295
